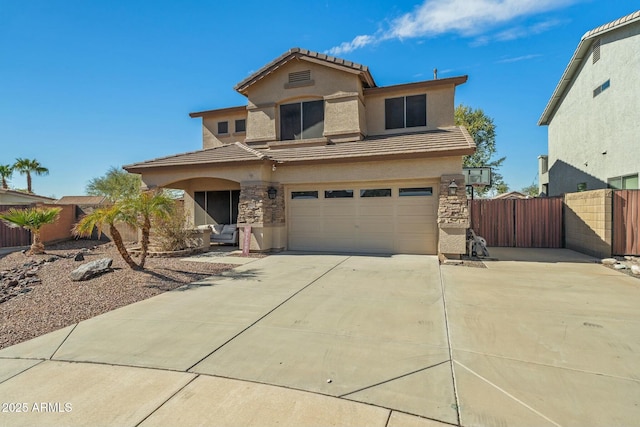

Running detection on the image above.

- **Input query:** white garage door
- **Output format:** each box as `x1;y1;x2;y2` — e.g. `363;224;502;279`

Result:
288;182;438;254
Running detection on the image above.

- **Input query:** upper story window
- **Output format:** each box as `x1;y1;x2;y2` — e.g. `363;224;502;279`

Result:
235;119;246;133
385;94;426;130
280;100;324;140
217;121;228;135
593;79;610;97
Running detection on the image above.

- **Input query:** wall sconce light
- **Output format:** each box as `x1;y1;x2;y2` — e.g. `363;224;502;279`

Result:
448;180;458;196
267;186;278;199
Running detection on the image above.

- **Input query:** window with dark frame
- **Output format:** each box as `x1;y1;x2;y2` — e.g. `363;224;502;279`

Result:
360;189;392;197
217;121;229;134
280;100;324;140
324;190;354;198
593;79;610;97
399;187;433;196
385;94;426;130
235;119;246;133
291;191;319;199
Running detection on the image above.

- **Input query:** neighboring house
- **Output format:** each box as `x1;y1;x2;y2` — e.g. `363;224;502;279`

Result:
493;191;529;200
0;188;55;205
125;48;475;255
539;10;640;196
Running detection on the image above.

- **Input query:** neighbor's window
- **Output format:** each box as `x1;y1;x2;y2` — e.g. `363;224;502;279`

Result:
399;187;433;196
280;100;324;140
324;190;354;198
577;182;587;192
291;191;318;199
235;119;246;133
360;189;392;197
593;79;610;97
608;174;639;189
217;121;229;134
385;94;426;130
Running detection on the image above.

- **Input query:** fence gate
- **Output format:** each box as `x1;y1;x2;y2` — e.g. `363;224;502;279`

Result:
470;197;563;248
0;204;32;248
613;190;640;255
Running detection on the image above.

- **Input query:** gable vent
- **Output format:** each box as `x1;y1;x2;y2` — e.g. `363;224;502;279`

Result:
592;38;601;64
289;70;311;83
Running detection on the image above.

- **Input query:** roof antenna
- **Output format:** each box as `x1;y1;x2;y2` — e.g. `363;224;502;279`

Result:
433;68;438;79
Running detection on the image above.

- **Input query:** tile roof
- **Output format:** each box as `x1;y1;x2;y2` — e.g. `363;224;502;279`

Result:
123;142;266;171
234;47;376;95
269;127;475;163
124;127;475;171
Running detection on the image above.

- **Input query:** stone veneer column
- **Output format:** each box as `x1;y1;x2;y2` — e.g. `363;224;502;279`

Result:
437;174;469;256
237;182;285;252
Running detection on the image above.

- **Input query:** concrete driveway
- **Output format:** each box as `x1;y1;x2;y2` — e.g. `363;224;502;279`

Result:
0;249;639;426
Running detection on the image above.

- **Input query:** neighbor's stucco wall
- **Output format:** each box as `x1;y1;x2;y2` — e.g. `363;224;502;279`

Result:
564;189;612;257
365;84;455;136
547;24;640;195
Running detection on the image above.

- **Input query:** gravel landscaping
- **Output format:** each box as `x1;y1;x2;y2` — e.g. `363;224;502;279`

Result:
0;239;247;350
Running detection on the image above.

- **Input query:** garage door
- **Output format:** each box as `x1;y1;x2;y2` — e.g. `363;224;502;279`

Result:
288;182;438;254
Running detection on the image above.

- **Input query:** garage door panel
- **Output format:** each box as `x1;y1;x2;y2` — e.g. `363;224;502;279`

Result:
288;183;439;255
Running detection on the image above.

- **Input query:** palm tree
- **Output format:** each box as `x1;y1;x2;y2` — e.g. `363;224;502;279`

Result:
121;190;175;269
13;158;49;193
0;165;13;189
0;207;61;255
73;205;140;270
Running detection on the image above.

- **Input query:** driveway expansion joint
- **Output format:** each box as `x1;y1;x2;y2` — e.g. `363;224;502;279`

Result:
185;256;353;372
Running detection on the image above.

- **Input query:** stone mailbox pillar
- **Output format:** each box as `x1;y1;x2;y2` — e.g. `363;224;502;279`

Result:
437;174;469;257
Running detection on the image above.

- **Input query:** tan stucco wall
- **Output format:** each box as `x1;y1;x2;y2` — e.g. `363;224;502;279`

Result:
202;112;248;149
274;156;462;185
365;85;455;135
324;92;364;140
564;189;612;257
244;60;363;143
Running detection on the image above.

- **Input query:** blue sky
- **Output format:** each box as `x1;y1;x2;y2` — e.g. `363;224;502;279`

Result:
1;0;637;198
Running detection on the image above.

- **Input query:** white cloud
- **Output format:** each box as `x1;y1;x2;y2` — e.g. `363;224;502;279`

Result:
326;0;580;54
496;54;542;63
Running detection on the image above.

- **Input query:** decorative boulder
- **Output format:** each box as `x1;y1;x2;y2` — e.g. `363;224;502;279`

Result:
601;258;617;265
70;258;113;281
632;265;640;276
74;252;85;261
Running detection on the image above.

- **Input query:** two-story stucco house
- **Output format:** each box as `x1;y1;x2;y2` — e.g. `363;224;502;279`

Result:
538;10;640;196
124;48;475;255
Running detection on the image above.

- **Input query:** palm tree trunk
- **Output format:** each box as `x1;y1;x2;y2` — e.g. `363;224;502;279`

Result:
26;172;32;193
109;224;140;270
138;218;151;269
1;178;7;189
29;230;45;255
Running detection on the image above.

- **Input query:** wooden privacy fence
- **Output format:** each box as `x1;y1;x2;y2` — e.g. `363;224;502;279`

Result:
470;197;564;248
0;204;32;248
613;190;640;255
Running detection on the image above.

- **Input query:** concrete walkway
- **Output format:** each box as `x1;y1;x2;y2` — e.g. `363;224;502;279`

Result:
0;248;639;426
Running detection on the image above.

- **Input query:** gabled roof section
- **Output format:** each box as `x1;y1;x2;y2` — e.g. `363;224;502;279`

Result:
234;47;376;95
539;10;640;125
268;127;475;163
0;188;56;202
123;142;267;172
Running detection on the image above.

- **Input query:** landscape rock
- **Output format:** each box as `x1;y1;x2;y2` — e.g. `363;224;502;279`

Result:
601;258;617;265
74;252;85;261
613;264;627;270
70;258;113;281
632;265;640;276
